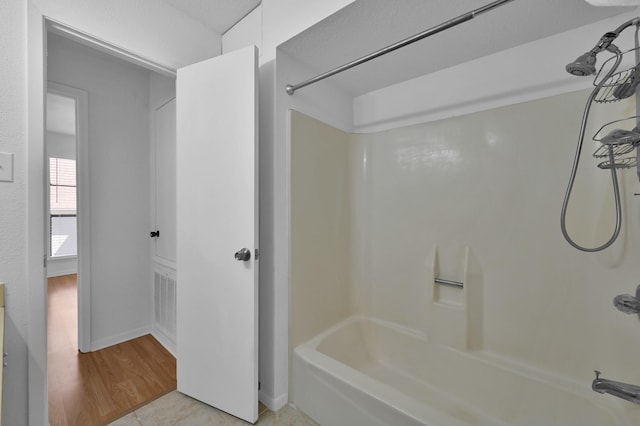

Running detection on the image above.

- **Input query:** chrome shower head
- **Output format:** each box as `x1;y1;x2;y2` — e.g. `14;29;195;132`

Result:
566;52;597;76
565;29;627;77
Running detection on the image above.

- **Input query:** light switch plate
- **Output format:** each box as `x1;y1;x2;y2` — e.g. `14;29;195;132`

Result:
0;152;14;182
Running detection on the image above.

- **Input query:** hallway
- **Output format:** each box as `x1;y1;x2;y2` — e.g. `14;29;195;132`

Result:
48;274;176;425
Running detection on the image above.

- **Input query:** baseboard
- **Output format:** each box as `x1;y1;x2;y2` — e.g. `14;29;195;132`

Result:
91;325;151;352
47;266;78;277
47;257;78;277
151;328;176;357
259;389;288;412
47;269;78;278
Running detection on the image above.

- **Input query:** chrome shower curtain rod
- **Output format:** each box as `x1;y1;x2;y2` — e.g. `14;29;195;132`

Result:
285;0;516;95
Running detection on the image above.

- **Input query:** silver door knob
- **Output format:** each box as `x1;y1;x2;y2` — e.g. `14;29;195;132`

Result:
234;248;251;261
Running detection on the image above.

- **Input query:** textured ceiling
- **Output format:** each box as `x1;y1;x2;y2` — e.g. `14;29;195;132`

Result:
156;0;261;34
279;0;635;96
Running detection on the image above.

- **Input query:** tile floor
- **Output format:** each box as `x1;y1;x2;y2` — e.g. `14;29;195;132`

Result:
108;391;318;426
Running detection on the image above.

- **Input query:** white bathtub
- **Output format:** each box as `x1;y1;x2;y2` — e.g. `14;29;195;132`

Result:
291;316;628;426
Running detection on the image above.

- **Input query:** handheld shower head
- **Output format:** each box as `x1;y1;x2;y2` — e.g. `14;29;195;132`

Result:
566;52;597;76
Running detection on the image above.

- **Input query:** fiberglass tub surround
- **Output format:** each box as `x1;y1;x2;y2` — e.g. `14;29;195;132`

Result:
289;83;640;424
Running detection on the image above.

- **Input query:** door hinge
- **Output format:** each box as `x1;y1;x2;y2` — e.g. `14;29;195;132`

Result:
258;381;261;390
255;248;259;260
43;255;47;268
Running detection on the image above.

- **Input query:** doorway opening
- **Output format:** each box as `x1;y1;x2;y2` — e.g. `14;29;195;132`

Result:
46;81;91;355
44;23;179;424
45;87;80;353
38;17;259;425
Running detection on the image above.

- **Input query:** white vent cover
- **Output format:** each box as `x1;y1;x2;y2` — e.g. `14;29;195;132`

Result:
154;270;176;344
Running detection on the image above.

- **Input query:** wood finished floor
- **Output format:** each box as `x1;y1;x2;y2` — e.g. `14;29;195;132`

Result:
48;274;177;426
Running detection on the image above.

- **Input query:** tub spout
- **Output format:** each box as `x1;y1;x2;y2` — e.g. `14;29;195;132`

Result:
592;371;640;405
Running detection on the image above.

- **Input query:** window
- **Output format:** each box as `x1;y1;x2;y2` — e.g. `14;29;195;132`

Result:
49;157;77;257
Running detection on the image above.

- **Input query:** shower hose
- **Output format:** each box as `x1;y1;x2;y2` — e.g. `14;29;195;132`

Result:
560;54;623;252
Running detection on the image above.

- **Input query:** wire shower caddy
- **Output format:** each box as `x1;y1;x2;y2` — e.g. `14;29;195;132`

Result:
591;47;640;172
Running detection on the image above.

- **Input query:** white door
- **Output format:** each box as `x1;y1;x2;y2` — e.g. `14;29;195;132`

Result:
176;45;259;423
154;98;177;262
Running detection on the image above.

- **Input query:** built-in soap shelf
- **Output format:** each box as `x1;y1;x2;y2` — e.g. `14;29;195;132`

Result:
425;246;483;352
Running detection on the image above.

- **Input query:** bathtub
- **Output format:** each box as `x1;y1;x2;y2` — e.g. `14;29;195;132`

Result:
291;316;628;426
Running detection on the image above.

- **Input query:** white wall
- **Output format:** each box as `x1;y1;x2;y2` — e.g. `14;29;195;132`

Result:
222;6;262;58
222;1;356;63
47;33;153;349
0;1;29;424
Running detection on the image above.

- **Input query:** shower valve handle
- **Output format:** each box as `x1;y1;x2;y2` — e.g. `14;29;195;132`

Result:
613;285;640;319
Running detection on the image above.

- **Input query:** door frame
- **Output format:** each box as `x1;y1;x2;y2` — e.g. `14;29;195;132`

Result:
46;82;91;353
152;96;178;270
43;19;178;351
27;10;178;423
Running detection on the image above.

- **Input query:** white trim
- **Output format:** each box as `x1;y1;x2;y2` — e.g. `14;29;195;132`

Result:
91;326;152;352
46;19;177;78
259;390;288;412
153;256;177;271
47;269;77;278
152;261;176;276
27;6;48;424
46;257;77;278
48;254;77;261
151;328;176;357
151;97;177;270
47;81;91;354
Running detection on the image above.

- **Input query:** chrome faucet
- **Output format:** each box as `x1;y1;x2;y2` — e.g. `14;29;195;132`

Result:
592;370;640;405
